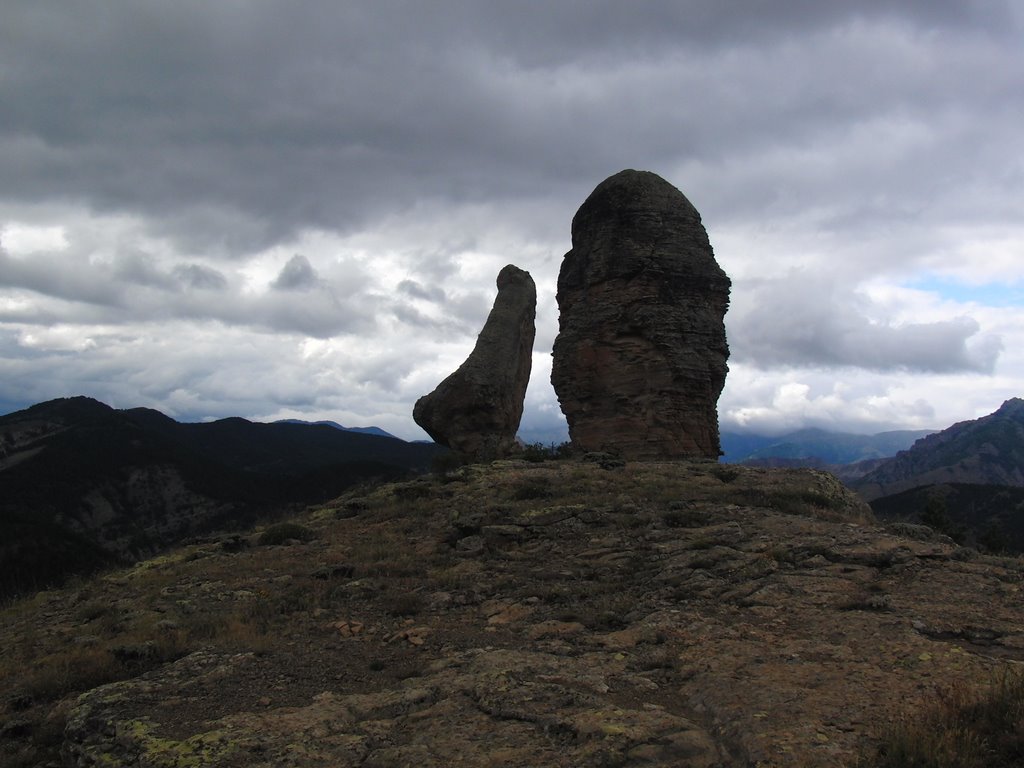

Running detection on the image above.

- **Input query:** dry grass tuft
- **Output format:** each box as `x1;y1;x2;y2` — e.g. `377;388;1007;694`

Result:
855;669;1024;767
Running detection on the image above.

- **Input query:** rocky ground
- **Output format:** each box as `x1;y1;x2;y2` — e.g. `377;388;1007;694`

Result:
3;458;1023;766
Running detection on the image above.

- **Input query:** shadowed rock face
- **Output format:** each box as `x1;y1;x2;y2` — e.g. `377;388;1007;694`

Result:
414;265;536;460
551;170;730;459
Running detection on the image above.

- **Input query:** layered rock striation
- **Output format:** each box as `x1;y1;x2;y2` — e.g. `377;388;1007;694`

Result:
551;170;731;459
414;265;536;460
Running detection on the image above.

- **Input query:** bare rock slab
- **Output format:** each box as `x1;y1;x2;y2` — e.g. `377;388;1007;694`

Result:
414;264;536;460
551;170;731;459
63;647;726;768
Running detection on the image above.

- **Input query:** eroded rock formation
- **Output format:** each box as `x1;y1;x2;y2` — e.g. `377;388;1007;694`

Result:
551;169;730;459
414;264;536;460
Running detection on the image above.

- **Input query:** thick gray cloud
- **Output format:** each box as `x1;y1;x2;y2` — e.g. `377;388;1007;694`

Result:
0;244;376;339
397;279;446;304
272;255;319;291
729;274;1003;373
173;264;228;291
2;1;1019;251
0;2;1021;438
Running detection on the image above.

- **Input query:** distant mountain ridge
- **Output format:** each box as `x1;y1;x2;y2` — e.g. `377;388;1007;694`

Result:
0;396;442;598
721;427;933;465
274;418;397;440
853;398;1024;501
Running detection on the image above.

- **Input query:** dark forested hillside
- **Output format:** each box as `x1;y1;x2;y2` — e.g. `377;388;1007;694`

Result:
870;482;1024;554
0;397;441;598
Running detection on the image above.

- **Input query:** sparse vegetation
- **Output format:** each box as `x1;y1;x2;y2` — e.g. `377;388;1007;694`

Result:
838;592;892;612
381;589;425;617
431;449;467;479
919;496;967;544
856;670;1024;767
508;475;553;500
711;465;740;483
347;527;420;576
687;536;717;550
519;442;573;462
258;522;316;545
392;481;435;501
14;627;192;706
661;506;709;528
871;483;1024;554
766;544;799;565
734;487;844;516
978;523;1011;554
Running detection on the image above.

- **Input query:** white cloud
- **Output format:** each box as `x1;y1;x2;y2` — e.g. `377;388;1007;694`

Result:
721;366;939;436
17;325;97;353
1;223;69;255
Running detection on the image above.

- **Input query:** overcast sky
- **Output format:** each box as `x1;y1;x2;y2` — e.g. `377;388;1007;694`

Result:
2;1;1022;442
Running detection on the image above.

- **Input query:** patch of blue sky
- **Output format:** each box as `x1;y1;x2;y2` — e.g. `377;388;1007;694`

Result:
906;275;1024;307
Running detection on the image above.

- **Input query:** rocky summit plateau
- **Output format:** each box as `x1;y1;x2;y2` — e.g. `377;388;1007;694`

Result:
4;458;1023;767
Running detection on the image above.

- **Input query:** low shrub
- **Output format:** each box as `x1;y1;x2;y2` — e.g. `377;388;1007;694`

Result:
711;466;740;483
519;442;573;463
734;488;841;516
258;523;316;546
381;590;424;617
509;477;552;501
15;631;190;705
662;507;710;528
857;669;1024;767
431;450;466;479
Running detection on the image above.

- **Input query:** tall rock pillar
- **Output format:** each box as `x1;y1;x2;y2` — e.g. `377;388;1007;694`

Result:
551;170;730;459
414;264;536;460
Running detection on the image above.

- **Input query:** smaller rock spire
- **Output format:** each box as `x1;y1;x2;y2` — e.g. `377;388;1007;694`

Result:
414;264;537;460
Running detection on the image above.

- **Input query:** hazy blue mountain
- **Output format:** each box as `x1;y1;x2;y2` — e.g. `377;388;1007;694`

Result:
275;418;397;440
510;425;929;462
721;427;933;465
516;425;571;447
719;432;778;461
